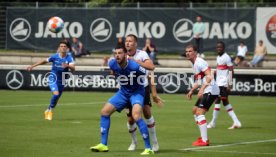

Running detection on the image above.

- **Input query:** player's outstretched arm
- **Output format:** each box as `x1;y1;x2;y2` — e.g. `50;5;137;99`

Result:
26;59;48;71
187;82;199;100
149;71;164;107
135;59;155;70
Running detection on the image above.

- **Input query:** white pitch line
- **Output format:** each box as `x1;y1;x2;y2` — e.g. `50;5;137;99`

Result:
180;139;276;151
0;101;105;108
192;150;276;156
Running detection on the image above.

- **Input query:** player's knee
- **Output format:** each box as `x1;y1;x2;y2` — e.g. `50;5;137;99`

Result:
143;106;151;119
128;116;135;125
132;111;142;121
192;106;197;114
100;103;114;116
53;91;59;95
195;108;206;115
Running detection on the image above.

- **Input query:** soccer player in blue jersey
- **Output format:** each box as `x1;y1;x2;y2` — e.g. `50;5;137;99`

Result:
27;41;75;120
90;44;154;155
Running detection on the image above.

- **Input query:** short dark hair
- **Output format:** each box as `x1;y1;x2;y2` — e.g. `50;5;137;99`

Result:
59;41;68;47
217;41;225;48
115;44;127;53
126;34;138;42
186;44;197;52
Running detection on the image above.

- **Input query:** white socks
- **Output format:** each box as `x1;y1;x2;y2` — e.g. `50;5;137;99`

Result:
210;104;221;124
225;104;240;124
127;122;137;144
197;115;208;142
127;116;158;144
145;116;158;144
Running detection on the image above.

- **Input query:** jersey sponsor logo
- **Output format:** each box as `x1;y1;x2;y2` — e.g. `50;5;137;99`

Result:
90;18;112;42
9;18;31;42
6;70;24;90
266;14;276;46
45;72;57;85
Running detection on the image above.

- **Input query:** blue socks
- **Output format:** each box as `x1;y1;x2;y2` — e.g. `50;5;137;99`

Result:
100;115;110;145
48;94;60;109
136;118;151;149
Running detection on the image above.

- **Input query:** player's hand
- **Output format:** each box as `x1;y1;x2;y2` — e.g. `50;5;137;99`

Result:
127;55;133;60
227;85;232;93
152;95;164;108
26;66;33;71
187;90;193;100
62;63;69;68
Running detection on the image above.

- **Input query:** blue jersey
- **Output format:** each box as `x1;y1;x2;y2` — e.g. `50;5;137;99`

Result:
109;59;147;95
47;53;75;83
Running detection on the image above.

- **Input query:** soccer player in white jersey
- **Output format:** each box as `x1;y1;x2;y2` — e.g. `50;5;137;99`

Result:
186;44;219;146
207;41;242;129
125;34;163;152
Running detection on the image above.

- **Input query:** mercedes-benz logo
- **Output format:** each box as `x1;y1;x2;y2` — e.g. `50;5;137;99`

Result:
159;73;181;93
9;18;31;42
173;18;194;43
90;18;112;42
6;70;24;90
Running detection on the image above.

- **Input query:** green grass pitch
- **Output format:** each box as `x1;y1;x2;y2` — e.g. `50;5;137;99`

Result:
0;90;276;157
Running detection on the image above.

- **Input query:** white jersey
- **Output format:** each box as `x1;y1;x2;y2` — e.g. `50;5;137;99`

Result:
216;53;233;87
131;49;150;86
193;57;219;95
237;45;248;57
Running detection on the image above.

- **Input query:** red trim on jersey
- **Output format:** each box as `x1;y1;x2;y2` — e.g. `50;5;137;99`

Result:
217;65;229;70
195;67;211;80
227;108;233;112
198;120;207;125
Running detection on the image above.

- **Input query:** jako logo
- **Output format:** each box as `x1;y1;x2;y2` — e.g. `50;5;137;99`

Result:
90;18;112;42
9;18;31;42
266;14;276;47
173;18;194;43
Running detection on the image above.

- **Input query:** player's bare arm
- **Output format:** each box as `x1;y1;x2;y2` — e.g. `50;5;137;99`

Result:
198;69;212;98
187;82;199;100
27;59;48;71
149;71;164;107
135;59;155;70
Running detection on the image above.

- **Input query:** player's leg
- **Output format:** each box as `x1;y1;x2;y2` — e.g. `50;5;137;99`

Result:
126;107;138;151
193;93;218;146
130;93;153;155
207;89;222;128
222;94;242;129
45;83;63;120
143;85;159;151
90;91;127;152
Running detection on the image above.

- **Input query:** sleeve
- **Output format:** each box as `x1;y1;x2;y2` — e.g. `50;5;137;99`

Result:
199;60;209;72
226;55;233;67
108;58;116;70
134;63;147;75
140;51;150;62
68;55;75;65
47;55;55;62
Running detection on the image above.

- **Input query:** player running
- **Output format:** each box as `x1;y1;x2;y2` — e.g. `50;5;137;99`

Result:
90;44;154;155
125;34;162;152
207;41;242;129
27;41;75;120
186;44;219;146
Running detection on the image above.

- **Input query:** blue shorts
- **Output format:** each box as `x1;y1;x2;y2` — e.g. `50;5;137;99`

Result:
108;90;144;112
49;82;64;93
